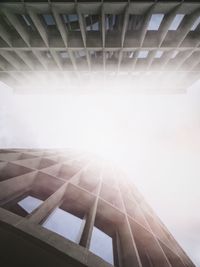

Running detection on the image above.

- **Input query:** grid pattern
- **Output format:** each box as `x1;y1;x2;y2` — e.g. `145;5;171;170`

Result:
0;1;200;93
0;149;195;267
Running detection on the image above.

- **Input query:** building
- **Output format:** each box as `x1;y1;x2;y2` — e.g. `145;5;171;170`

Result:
0;0;200;93
0;148;195;267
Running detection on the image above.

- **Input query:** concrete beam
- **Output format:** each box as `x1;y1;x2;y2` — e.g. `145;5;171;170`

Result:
52;7;68;47
28;9;48;47
2;10;30;46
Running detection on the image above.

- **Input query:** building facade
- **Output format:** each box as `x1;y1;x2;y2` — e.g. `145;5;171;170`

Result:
0;0;200;92
0;149;195;267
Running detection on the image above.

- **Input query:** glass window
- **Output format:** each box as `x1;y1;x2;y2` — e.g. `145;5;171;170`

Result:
68;15;78;22
169;14;184;31
90;226;114;265
148;14;164;30
60;51;69;59
62;14;80;31
18;196;43;213
43;14;55;26
138;50;149;58
43;208;84;243
155;51;163;58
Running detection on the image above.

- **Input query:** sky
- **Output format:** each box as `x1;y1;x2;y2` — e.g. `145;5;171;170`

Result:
0;80;200;266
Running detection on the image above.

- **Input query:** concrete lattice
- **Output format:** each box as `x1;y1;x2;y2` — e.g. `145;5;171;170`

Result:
0;1;200;92
0;149;195;267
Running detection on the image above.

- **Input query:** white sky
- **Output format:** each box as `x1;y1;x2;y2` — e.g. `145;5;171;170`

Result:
0;80;200;266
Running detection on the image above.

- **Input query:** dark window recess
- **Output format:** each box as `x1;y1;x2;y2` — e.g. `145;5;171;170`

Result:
42;14;55;26
128;15;144;31
85;15;100;31
62;14;80;31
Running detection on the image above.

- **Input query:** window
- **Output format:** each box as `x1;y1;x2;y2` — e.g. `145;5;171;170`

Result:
60;51;69;59
62;14;80;31
43;14;55;26
43;208;84;243
148;14;164;30
138;50;149;58
90;226;114;265
155;51;163;58
91;22;99;31
74;50;86;59
191;16;200;31
169;14;184;31
18;196;43;213
106;15;117;31
68;14;79;22
85;15;100;31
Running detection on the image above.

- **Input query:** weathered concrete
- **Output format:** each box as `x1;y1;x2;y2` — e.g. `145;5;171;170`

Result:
0;149;196;267
0;1;199;92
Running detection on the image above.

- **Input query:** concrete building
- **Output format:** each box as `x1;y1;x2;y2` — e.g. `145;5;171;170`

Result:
0;0;200;92
0;148;195;267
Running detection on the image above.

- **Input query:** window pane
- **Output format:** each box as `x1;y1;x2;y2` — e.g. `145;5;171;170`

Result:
169;14;184;30
18;196;43;213
155;51;163;58
148;14;164;30
138;51;149;58
90;226;114;265
43;14;55;26
43;208;83;243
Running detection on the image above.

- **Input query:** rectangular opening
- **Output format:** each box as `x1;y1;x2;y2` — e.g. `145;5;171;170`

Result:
42;208;84;243
128;15;144;31
106;14;115;31
60;51;69;59
138;50;149;58
169;14;184;31
148;14;164;31
2;194;44;217
191;16;200;31
85;15;100;31
18;195;43;214
62;14;80;31
155;50;163;58
106;14;123;31
90;226;114;265
42;14;55;26
74;50;86;59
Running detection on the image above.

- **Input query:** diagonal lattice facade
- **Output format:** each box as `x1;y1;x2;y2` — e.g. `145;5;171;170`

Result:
0;1;200;93
0;148;195;267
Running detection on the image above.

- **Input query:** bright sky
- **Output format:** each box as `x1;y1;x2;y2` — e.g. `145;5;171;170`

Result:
0;80;200;266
